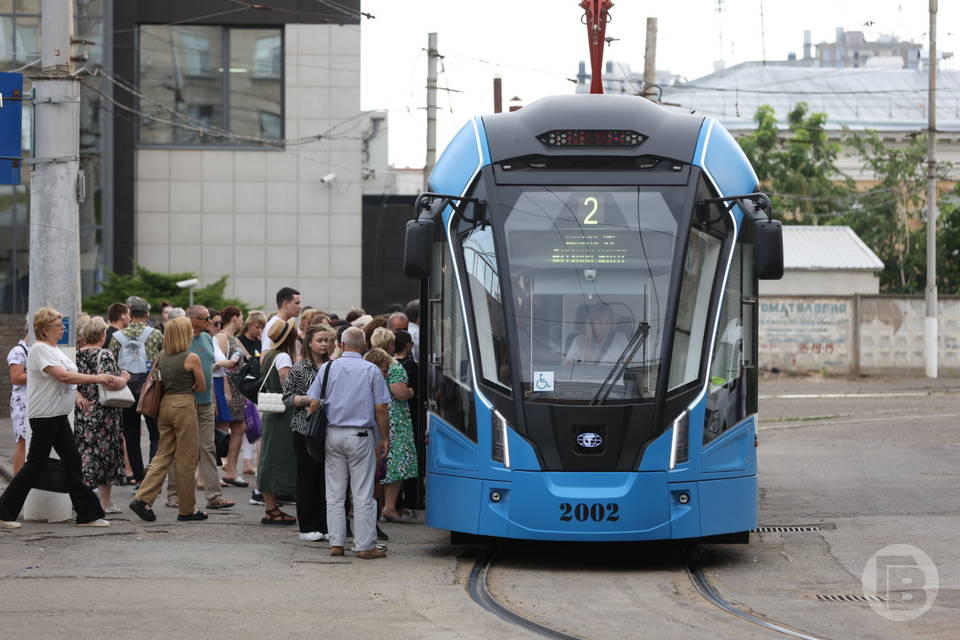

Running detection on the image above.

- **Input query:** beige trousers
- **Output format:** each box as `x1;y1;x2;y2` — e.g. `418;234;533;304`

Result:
166;402;222;503
135;394;198;517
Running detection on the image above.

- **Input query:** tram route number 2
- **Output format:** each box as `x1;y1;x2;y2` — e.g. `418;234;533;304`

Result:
559;502;620;522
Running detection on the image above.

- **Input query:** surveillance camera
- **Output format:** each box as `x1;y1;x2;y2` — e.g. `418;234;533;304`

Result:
320;172;336;184
176;278;199;289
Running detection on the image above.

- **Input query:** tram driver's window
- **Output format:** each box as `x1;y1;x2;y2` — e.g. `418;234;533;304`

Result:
668;227;722;390
462;226;511;390
704;241;745;444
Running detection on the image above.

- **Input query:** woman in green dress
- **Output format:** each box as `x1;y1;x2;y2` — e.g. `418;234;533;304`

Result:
258;318;298;525
365;340;418;523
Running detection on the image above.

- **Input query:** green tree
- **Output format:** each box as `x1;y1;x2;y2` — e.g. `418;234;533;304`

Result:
833;131;953;292
738;103;853;222
82;265;248;316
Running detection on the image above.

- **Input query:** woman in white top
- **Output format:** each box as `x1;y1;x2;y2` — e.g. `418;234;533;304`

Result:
563;304;629;365
0;308;126;529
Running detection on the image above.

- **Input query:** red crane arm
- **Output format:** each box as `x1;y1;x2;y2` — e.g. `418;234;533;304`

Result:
580;0;613;94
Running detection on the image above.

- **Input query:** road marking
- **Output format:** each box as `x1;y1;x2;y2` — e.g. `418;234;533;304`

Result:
760;392;934;399
760;412;960;431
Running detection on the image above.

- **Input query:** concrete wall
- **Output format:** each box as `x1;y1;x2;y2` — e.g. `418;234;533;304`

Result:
760;270;880;296
760;295;960;375
133;24;362;313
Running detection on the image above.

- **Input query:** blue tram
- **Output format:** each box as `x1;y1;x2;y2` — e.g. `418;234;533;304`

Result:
403;94;783;542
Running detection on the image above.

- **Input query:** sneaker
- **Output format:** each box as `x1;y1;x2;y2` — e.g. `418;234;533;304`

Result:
77;518;111;527
0;520;22;529
356;547;387;559
249;491;265;506
298;531;326;542
206;495;235;509
103;505;122;514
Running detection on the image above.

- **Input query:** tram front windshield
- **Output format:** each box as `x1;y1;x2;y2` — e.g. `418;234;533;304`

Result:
500;186;684;403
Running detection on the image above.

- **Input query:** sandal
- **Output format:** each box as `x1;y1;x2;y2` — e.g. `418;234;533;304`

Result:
261;508;296;526
177;511;209;521
129;499;157;522
124;475;138;486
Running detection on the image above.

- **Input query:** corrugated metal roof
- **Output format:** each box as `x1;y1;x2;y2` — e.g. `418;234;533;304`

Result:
782;226;885;271
661;63;960;133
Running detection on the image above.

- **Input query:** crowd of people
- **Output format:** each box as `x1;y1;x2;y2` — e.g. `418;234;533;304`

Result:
2;289;424;560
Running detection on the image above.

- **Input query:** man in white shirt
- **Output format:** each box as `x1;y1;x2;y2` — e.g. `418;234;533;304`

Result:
404;299;420;363
262;287;301;352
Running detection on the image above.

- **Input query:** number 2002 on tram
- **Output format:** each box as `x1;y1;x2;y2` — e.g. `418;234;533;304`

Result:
403;94;784;543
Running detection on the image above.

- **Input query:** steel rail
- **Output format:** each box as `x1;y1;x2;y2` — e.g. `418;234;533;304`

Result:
684;549;830;640
468;546;585;640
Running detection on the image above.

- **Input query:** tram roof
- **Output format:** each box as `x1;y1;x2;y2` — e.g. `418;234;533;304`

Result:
782;226;884;271
661;62;960;134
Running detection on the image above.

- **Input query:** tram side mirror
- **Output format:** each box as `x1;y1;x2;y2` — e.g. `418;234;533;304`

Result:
403;218;434;280
754;218;784;280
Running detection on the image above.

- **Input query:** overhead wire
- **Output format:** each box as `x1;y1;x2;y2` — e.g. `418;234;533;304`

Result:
88;65;370;147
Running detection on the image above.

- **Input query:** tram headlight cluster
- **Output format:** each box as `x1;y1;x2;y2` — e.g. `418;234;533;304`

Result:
492;410;511;468
669;411;690;469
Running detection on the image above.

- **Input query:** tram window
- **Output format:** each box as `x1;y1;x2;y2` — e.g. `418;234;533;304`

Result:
434;240;477;440
704;241;745;444
668;227;722;390
501;186;679;403
462;226;511;390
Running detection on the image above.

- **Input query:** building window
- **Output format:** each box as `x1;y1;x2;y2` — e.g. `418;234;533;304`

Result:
0;0;40;66
138;25;283;145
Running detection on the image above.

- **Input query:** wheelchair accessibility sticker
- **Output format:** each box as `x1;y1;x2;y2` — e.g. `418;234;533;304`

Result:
533;371;554;392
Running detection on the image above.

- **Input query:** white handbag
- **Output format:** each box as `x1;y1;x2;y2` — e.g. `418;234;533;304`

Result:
97;349;136;408
257;353;286;414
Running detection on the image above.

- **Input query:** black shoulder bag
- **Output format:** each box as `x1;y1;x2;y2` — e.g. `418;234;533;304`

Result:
303;361;333;462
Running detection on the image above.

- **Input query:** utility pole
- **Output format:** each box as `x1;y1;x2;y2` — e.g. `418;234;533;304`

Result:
26;0;79;522
925;0;939;378
424;32;438;191
30;0;80;345
493;76;503;113
643;17;658;100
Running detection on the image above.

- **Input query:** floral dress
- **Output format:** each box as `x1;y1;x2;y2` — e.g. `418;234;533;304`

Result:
74;348;125;487
224;334;248;421
381;361;418;485
6;340;28;441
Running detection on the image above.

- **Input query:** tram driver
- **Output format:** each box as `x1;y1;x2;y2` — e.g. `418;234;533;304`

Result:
562;303;628;366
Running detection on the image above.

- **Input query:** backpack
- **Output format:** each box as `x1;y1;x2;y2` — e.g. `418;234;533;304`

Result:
230;353;264;403
114;326;155;374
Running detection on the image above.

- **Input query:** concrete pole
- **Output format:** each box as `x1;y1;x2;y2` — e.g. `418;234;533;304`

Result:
424;32;438;191
925;0;938;378
24;0;79;522
643;18;658;101
493;76;502;113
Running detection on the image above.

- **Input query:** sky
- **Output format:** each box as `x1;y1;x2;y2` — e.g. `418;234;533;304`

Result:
360;0;960;168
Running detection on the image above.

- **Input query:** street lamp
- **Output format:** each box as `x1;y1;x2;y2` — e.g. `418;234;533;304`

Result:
176;278;199;307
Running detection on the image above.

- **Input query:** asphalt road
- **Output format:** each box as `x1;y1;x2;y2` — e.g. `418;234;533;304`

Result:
1;374;958;639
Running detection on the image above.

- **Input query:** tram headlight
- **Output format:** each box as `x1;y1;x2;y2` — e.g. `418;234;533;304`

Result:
492;410;511;468
669;411;689;469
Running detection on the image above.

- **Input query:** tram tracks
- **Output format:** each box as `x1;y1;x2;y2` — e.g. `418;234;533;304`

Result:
467;544;829;640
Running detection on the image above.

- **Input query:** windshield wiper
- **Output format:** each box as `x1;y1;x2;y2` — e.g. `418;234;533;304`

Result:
590;322;650;406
